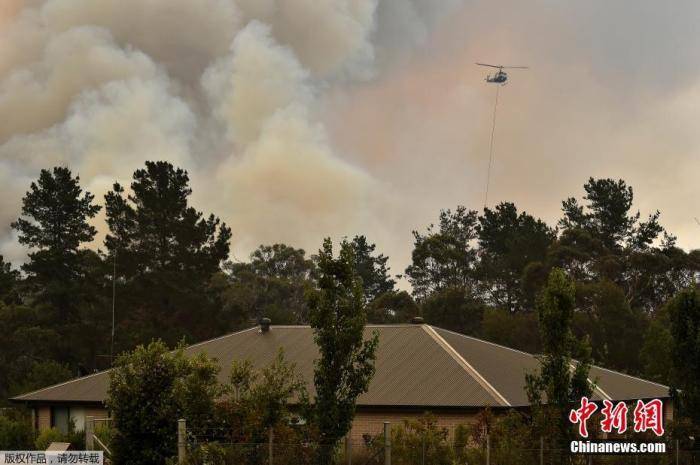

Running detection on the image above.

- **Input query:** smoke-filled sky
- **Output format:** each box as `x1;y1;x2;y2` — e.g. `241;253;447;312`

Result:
1;0;699;282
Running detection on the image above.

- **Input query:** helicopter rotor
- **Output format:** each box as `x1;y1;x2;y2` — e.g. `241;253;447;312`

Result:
476;62;529;70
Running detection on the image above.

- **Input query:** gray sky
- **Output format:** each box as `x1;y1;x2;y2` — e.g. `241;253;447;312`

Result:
1;0;698;281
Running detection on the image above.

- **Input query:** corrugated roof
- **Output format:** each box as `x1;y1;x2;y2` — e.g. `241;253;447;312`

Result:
11;325;669;407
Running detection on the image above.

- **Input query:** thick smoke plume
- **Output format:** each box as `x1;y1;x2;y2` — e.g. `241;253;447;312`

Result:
0;0;460;266
3;0;699;275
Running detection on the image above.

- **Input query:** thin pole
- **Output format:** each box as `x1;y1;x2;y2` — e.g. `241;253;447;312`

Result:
384;422;391;465
110;249;117;365
268;427;274;465
485;431;490;465
484;84;501;209
675;439;679;465
85;416;94;450
177;419;186;464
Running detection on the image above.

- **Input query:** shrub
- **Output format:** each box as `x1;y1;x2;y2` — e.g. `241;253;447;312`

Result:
389;414;454;465
34;423;84;451
107;340;221;465
0;412;34;449
34;428;63;450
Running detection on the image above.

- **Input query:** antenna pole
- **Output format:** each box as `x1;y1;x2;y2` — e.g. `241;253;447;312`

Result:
110;248;117;366
484;84;500;208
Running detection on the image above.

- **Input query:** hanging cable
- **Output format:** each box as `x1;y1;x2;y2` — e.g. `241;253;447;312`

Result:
483;84;500;209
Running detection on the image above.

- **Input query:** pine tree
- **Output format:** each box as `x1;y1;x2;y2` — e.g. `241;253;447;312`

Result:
11;167;101;324
104;161;232;347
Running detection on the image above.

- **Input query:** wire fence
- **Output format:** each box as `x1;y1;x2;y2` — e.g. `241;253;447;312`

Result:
177;420;700;465
181;443;700;465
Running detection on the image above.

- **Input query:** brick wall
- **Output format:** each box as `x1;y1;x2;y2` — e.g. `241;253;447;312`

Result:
348;409;478;444
36;406;51;431
33;405;109;432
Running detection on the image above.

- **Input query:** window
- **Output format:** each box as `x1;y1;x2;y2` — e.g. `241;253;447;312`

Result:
51;406;70;433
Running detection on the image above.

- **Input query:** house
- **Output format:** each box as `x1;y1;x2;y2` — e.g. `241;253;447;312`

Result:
11;322;671;440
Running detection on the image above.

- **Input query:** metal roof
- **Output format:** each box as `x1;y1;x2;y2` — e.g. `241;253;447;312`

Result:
11;325;669;407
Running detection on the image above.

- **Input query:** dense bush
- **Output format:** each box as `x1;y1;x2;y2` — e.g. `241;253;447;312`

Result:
0;411;34;449
107;340;221;465
34;425;84;450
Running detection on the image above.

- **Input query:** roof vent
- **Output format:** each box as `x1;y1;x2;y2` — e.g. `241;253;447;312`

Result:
411;316;424;324
260;317;271;333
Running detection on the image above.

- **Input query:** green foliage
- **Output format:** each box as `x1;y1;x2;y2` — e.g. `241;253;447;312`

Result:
9;167;103;367
640;313;673;384
308;238;378;463
421;287;484;336
366;290;419;323
34;428;64;451
344;235;395;303
526;269;593;451
107;340;221;465
0;411;34;449
389;415;453;465
11;167;101;255
34;425;84;451
477;202;556;311
242;349;308;431
0;301;72;404
667;287;700;430
104;161;232;347
0;256;20;305
7;360;74;400
559;177;661;251
574;280;646;373
198;351;312;465
219;350;309;438
405;206;479;299
222;244;314;326
481;307;540;353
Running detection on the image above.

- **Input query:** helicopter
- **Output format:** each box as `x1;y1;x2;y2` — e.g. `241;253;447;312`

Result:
476;63;528;84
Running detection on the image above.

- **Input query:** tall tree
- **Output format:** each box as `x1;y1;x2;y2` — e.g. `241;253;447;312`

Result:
526;269;593;455
222;244;315;326
10;167;103;367
560;178;663;252
667;287;700;433
405;206;479;299
104;161;231;347
574;280;646;373
477;202;556;311
344;235;395;303
421;287;484;336
308;239;378;464
0;256;20;305
11;167;101;324
366;290;419;324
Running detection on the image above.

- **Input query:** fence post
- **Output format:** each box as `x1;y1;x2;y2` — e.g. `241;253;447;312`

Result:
177;419;186;465
85;416;94;450
268;427;274;465
675;439;679;465
485;431;490;465
345;434;352;465
384;421;391;465
539;436;543;465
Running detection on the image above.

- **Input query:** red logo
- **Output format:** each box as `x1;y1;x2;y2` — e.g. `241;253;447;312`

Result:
633;399;665;437
600;400;628;434
569;397;665;437
569;397;598;438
